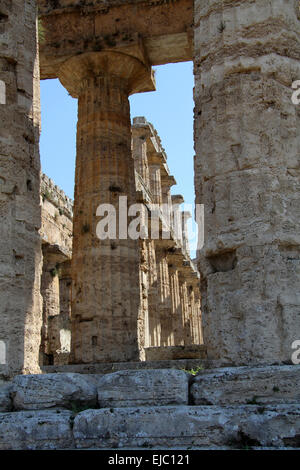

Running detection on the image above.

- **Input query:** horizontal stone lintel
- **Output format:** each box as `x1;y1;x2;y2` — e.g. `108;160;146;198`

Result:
38;0;193;78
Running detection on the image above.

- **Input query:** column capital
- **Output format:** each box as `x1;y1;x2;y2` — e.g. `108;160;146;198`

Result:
58;49;155;98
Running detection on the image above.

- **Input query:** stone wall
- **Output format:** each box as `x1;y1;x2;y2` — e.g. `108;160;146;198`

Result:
40;173;73;366
0;0;42;378
40;172;73;254
194;0;300;365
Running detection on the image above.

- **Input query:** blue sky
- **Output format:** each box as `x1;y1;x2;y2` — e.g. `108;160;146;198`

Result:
40;61;197;254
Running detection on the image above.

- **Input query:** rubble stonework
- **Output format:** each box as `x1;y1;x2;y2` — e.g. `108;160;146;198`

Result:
0;0;42;378
194;0;300;365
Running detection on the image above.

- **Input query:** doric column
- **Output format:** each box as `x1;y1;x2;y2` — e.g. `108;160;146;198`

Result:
181;211;191;255
193;285;203;345
58;50;155;363
40;245;68;365
171;195;184;242
161;174;176;232
139;239;150;355
168;262;184;346
149;165;163;206
178;273;191;346
147;240;161;347
186;279;202;345
154;243;173;347
0;1;42;378
56;260;72;365
194;0;300;364
132;118;150;190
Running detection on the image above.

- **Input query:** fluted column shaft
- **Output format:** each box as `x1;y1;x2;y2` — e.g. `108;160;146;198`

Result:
155;246;172;346
178;274;191;346
40;258;60;363
58;51;155;363
149;165;163;205
73;75;140;363
168;264;184;346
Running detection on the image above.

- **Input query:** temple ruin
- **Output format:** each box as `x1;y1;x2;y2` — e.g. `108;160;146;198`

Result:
1;0;300;374
39;117;204;368
0;0;300;450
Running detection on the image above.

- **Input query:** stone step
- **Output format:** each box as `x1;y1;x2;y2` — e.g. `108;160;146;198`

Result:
0;410;74;450
0;384;12;412
1;405;299;449
11;373;99;411
7;369;190;411
73;405;300;449
97;369;189;407
41;358;206;375
190;365;300;405
5;365;300;412
144;345;207;361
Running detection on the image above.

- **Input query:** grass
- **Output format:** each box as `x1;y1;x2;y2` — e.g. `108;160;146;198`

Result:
181;365;203;376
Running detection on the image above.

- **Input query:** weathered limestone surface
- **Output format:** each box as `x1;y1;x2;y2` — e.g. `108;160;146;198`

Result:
191;365;300;405
144;345;206;361
73;405;300;449
1;366;300;449
40;173;73;255
97;369;189;407
0;410;74;450
0;384;12;412
194;0;300;364
58;51;155;364
0;0;42;378
42;358;206;375
37;0;193;75
12;373;98;410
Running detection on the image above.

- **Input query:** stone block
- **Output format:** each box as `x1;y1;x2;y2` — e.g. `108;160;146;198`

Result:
190;366;300;405
144;345;206;361
97;369;189;408
73;405;300;449
0;384;12;412
12;373;98;410
0;410;74;450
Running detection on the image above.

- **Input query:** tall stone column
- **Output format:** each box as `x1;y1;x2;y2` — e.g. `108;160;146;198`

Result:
147;240;161;347
132;121;150;189
161;175;176;232
189;283;203;345
58;50;154;363
171;195;184;242
178;273;191;346
40;246;70;366
40;246;61;365
194;0;300;364
56;260;72;365
186;280;202;345
0;1;42;377
168;263;184;346
154;245;172;347
181;211;191;255
149;165;163;205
